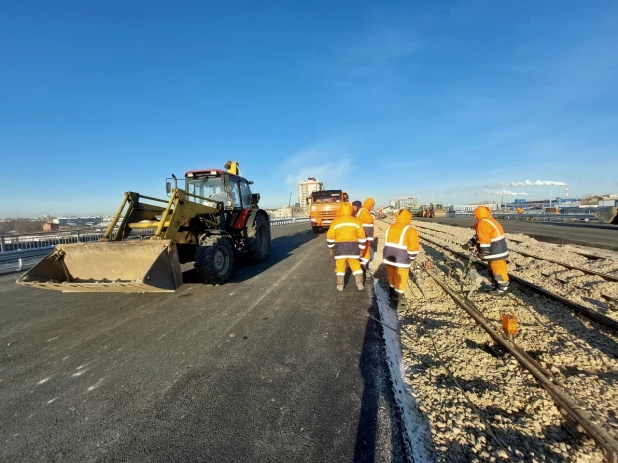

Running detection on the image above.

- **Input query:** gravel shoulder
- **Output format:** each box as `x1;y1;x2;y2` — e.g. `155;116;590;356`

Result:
370;218;617;463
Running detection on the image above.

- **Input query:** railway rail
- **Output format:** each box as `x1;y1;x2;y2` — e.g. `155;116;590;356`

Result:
374;218;618;461
418;232;618;332
415;226;618;283
421;264;618;462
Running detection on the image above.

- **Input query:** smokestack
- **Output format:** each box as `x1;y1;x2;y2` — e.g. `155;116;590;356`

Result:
565;184;568;199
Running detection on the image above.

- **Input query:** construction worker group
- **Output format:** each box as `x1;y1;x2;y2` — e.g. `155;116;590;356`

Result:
326;200;509;307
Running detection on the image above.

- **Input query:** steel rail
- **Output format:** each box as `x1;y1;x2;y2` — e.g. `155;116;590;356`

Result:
417;229;618;282
423;266;618;462
418;234;618;332
510;248;618;282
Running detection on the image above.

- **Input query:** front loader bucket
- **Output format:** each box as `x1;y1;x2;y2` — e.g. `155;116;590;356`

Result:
16;240;182;292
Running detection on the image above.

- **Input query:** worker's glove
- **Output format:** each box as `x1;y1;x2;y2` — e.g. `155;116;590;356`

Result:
462;238;476;251
478;248;489;259
329;248;334;256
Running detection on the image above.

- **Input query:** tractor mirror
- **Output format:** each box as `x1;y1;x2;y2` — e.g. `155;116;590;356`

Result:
166;181;172;194
248;180;254;185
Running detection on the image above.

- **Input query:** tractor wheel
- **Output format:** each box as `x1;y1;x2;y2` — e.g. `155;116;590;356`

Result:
312;226;320;234
194;236;234;284
246;213;271;263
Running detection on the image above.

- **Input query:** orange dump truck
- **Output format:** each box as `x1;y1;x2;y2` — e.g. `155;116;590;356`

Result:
308;189;349;233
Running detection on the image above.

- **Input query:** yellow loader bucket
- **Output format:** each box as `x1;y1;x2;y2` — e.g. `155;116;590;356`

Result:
16;240;183;292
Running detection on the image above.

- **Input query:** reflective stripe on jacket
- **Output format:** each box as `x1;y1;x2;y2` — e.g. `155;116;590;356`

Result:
476;218;509;261
326;204;367;259
356;207;375;241
383;224;420;268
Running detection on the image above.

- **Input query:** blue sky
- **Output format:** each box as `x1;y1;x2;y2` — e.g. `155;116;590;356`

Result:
1;0;617;217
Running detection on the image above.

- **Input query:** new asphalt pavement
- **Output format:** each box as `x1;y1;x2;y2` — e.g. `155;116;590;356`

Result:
0;223;405;463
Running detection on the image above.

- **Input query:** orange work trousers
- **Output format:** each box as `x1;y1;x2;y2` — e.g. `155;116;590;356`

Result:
386;265;409;294
360;244;370;266
335;258;362;276
488;260;509;282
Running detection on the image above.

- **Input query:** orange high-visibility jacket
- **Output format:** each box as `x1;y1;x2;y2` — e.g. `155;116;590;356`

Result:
473;206;509;261
383;209;420;268
326;202;367;259
356;198;375;242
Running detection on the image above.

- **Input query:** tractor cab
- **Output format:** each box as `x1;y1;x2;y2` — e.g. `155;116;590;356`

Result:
174;168;259;211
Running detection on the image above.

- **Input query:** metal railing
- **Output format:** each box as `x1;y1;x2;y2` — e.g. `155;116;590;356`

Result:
443;212;600;222
1;218;311;274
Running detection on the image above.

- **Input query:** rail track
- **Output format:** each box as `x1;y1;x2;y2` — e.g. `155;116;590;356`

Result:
412;222;618;326
414;225;618;283
419;232;618;332
420;265;618;462
373;219;618;461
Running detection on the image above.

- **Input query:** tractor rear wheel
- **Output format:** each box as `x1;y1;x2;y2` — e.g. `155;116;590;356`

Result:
246;213;271;263
194;236;234;284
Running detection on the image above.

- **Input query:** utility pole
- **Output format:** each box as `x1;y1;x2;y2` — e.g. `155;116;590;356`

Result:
288;191;292;208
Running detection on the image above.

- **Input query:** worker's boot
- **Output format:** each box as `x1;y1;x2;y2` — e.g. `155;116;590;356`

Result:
355;273;365;290
336;275;344;291
390;291;399;308
396;295;406;309
488;281;509;297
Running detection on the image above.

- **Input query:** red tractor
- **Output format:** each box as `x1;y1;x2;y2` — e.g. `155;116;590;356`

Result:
17;161;271;292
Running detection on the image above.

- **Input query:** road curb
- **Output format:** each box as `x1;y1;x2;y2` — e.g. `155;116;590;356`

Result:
373;278;433;463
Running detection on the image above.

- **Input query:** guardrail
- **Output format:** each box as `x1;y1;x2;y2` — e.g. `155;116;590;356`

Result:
444;212;599;222
0;229;153;252
0;247;54;274
270;217;309;226
0;217;310;274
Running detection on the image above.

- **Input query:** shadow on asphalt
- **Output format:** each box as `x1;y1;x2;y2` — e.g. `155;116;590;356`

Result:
353;276;407;463
181;229;318;284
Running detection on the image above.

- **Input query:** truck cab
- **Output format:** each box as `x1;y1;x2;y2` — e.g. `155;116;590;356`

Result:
308;189;348;233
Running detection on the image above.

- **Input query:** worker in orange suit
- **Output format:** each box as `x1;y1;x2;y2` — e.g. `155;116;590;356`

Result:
326;202;367;291
383;209;420;307
356;198;376;271
464;206;510;296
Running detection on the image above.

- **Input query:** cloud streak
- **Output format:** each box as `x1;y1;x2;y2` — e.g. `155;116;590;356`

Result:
495;180;567;187
280;143;354;188
477;189;529;196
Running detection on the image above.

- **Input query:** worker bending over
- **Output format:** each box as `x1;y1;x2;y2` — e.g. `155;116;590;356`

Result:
326;202;367;291
383;209;420;307
465;206;510;296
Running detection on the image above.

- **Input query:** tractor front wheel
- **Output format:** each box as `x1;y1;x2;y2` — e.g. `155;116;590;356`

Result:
194;236;234;285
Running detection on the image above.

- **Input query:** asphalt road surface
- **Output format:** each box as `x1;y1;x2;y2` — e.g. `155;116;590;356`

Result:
0;223;405;463
418;218;618;250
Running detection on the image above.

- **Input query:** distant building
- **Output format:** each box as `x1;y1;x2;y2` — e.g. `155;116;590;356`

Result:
52;216;103;226
452;203;498;213
298;177;324;213
389;196;416;210
43;223;60;232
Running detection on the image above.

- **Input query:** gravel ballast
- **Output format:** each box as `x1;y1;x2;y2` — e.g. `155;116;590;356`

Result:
371;218;616;462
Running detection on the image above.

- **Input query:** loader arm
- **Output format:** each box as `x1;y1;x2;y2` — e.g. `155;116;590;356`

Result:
16;189;223;293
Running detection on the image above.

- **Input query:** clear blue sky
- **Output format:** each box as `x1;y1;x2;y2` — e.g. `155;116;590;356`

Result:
1;0;617;217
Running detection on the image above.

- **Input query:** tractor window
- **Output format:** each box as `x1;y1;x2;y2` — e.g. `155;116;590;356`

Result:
239;181;251;208
187;176;226;204
228;179;242;209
